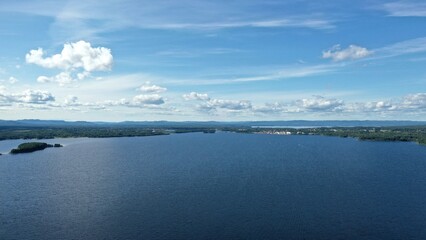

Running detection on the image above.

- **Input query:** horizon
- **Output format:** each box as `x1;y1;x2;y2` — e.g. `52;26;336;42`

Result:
1;1;426;121
2;119;426;126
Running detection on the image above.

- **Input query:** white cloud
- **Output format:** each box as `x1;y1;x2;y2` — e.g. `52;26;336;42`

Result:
8;77;18;84
377;37;426;57
0;1;336;45
15;90;55;104
77;71;90;80
0;89;55;105
347;101;396;113
37;72;75;86
208;99;252;110
64;95;79;106
26;41;113;72
322;45;371;61
383;2;426;17
133;94;165;105
253;102;287;114
296;96;344;111
139;82;167;93
183;91;252;112
401;93;426;109
170;65;335;86
143;18;334;30
364;101;395;111
183;92;211;101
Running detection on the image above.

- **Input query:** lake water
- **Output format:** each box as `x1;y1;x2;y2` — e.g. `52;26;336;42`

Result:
1;132;426;239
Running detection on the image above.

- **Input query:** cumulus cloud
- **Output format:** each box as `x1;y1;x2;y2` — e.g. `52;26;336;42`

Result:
133;94;165;105
346;101;395;113
253;102;287;114
26;40;113;72
0;89;55;105
64;95;79;106
14;90;55;104
183;92;211;101
139;82;167;93
296;96;344;111
401;93;426;109
37;72;75;86
182;92;253;113
26;41;113;86
322;44;371;61
183;91;252;112
363;101;395;111
208;99;252;110
8;77;18;84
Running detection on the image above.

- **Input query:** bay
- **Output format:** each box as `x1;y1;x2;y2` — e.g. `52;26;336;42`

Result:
1;132;426;239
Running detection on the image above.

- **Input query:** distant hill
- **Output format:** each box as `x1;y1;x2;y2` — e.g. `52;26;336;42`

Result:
1;119;425;128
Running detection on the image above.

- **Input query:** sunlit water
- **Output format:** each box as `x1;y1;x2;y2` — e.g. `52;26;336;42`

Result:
1;132;426;239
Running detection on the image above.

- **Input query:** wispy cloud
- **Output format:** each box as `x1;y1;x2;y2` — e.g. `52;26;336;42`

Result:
382;1;426;17
376;37;426;57
141;18;334;30
166;64;338;86
154;48;244;58
325;37;426;63
0;0;334;43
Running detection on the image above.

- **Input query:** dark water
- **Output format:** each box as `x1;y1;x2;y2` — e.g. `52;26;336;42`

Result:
1;132;426;240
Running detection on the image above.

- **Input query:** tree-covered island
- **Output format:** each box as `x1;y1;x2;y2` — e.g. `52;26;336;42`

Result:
10;142;63;154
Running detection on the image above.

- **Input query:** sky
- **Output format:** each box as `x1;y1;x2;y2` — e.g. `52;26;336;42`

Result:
0;0;426;121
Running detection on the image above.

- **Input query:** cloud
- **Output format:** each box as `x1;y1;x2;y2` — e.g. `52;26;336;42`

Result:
183;92;211;101
139;82;167;93
253;102;287;114
0;89;55;105
183;91;252;112
26;40;113;72
27;41;112;86
208;99;252;110
170;65;336;86
0;1;335;43
37;72;75;86
377;37;426;57
296;96;344;111
8;77;18;84
401;93;426;109
14;90;55;104
383;1;426;17
64;95;80;106
143;18;334;30
322;45;371;61
322;37;426;63
347;101;396;113
133;94;165;105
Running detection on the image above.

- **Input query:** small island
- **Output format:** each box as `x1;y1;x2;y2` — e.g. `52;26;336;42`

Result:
10;142;63;154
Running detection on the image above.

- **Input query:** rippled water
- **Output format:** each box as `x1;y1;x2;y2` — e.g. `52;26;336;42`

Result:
1;132;426;239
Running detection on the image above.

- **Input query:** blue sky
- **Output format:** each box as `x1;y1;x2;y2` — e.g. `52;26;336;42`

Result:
1;0;426;121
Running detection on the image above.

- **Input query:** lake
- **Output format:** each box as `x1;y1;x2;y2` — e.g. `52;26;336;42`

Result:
1;132;426;239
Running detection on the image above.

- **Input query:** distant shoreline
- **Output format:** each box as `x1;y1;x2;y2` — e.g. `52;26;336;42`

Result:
0;125;425;146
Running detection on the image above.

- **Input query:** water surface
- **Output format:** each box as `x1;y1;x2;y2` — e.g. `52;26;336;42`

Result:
1;132;426;239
